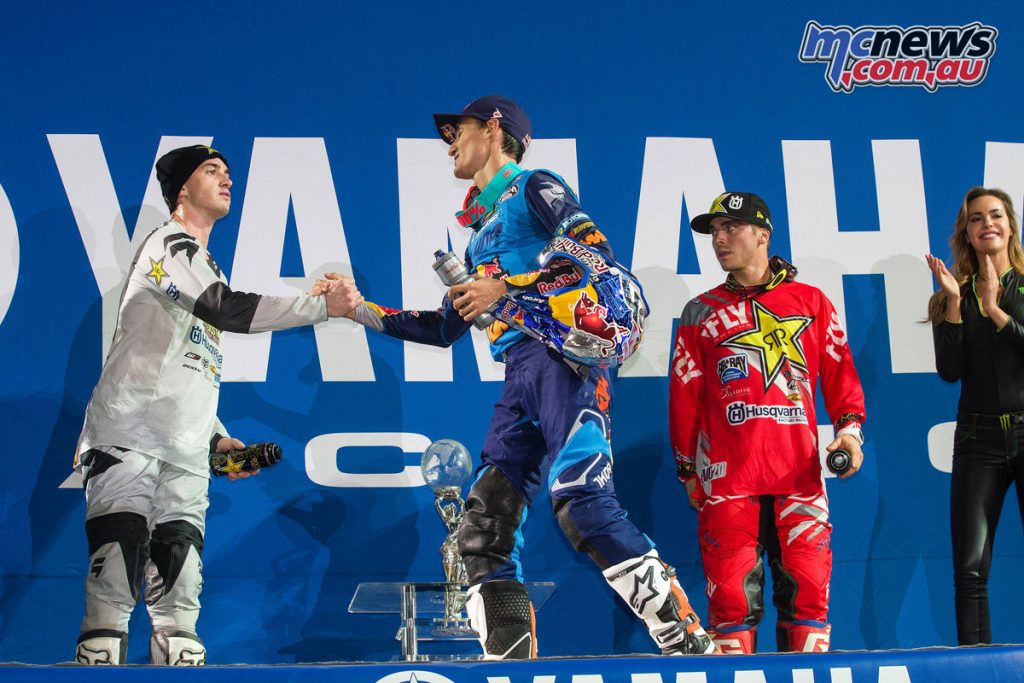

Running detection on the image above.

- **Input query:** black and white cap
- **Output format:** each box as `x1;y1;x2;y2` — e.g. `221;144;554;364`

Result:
690;191;773;234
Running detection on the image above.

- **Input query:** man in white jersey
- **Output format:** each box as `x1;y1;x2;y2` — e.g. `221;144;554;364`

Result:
73;145;362;666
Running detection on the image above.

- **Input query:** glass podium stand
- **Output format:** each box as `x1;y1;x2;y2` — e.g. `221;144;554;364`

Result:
349;582;556;661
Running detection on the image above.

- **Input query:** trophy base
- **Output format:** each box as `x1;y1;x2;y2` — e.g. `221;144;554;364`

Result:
429;617;477;638
400;654;484;662
349;581;556;661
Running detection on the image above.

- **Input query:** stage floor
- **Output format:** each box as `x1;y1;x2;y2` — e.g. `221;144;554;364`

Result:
2;645;1023;682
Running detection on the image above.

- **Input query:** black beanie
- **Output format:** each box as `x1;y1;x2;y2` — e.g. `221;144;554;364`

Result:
155;145;229;211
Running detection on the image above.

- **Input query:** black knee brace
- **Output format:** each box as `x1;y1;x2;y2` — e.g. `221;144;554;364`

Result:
552;497;589;552
552;492;623;569
457;467;526;584
149;520;204;594
85;512;149;602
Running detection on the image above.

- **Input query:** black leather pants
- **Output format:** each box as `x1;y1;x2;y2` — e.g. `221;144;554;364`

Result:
951;414;1024;645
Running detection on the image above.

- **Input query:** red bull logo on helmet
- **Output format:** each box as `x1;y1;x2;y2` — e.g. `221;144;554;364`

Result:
799;20;998;93
546;236;612;275
573;291;629;343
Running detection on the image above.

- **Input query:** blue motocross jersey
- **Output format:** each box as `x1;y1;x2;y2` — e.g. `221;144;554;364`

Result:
362;162;614;360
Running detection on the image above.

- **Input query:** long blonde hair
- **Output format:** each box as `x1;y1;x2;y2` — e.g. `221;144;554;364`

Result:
926;187;1024;323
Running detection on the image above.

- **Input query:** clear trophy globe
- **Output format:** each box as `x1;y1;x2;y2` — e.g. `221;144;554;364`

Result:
421;438;473;494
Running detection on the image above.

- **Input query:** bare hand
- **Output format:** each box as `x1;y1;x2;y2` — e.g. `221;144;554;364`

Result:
214;437;259;481
449;277;507;321
684;478;699;511
925;254;959;300
825;433;863;479
319;272;364;319
976;254;1000;311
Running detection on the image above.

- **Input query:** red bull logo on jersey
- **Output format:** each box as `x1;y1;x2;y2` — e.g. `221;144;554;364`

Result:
474;257;505;280
799;21;998;93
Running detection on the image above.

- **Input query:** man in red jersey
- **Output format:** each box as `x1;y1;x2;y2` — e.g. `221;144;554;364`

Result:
669;192;866;654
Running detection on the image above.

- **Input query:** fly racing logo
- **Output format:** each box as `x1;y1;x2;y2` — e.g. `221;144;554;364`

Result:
672;337;702;384
799;20;998;93
824;309;848;362
90;556;105;578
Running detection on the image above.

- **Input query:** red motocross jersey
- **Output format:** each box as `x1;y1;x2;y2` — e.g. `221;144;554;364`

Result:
669;278;865;498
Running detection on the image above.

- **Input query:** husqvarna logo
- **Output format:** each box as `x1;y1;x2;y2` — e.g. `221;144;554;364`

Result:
726;401;807;425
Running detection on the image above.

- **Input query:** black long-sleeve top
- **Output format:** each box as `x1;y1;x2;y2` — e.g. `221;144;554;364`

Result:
933;269;1024;415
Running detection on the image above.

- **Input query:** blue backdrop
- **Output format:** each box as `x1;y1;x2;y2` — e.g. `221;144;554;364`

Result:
1;0;1022;664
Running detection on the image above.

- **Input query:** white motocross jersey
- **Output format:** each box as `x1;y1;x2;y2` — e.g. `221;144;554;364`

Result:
76;220;327;476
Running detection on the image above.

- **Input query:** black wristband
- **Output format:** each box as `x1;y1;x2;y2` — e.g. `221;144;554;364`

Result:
209;433;225;453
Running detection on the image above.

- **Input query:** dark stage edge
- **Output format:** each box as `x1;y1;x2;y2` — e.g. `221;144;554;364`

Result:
2;645;1022;682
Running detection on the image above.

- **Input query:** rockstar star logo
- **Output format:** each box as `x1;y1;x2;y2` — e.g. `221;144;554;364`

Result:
708;193;729;215
721;299;812;392
147;257;169;285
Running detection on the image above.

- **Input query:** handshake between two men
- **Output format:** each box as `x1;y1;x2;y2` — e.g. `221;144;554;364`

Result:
314;272;365;318
312;271;503;324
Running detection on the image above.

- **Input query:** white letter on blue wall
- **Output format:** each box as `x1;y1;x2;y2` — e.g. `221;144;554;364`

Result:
223;137;374;382
782;139;934;373
985;142;1024;211
0;183;19;326
622;137;726;378
305;432;430;488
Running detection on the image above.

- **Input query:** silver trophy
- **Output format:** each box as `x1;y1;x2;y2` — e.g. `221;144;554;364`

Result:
420;439;474;635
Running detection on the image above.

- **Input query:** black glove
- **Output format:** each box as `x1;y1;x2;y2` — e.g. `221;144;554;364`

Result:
210;442;282;476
